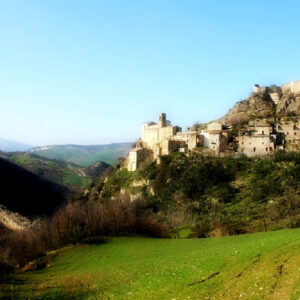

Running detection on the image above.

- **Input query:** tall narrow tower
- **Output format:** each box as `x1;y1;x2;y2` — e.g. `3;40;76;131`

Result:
159;113;167;128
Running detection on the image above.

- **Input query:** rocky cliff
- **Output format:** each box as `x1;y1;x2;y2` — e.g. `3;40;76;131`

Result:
219;80;300;125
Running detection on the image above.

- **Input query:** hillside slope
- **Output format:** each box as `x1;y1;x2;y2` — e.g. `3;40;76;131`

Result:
30;142;133;166
2;152;112;191
0;157;68;216
1;228;300;299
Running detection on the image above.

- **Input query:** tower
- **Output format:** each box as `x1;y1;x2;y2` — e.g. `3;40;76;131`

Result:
159;113;167;128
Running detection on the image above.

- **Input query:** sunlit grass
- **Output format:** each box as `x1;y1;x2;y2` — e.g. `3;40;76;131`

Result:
2;228;300;299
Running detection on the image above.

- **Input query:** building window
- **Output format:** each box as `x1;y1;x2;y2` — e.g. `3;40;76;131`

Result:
294;132;297;136
253;147;256;152
262;130;264;135
266;148;268;151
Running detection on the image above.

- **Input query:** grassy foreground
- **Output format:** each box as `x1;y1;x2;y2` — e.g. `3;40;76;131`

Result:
1;229;300;300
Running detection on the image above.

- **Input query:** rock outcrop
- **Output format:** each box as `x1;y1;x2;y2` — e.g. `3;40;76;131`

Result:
219;81;300;125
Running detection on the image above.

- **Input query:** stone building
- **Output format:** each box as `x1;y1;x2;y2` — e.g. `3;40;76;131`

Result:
238;121;276;155
127;148;153;172
140;113;182;157
171;131;204;151
281;80;300;94
202;122;230;153
127;113;205;171
276;119;300;150
127;112;300;171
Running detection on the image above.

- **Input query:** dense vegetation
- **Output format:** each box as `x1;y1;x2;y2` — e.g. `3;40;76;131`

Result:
0;196;169;273
1;229;300;299
99;151;300;237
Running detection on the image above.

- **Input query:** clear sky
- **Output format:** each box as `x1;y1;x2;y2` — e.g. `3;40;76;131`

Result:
1;0;300;146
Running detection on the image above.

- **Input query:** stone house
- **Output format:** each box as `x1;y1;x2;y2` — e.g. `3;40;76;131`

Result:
171;131;204;151
127;113;205;171
140;113;182;158
276;120;300;150
238;121;276;155
127;148;153;172
201;122;230;153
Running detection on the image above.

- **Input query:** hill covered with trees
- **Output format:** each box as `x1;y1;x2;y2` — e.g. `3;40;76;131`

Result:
94;151;300;237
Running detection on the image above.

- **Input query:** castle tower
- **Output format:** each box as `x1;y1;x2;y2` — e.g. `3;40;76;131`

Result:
159;113;167;128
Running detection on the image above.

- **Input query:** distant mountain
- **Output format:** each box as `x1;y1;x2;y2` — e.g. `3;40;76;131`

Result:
29;142;134;166
2;152;113;191
0;157;68;217
0;137;33;152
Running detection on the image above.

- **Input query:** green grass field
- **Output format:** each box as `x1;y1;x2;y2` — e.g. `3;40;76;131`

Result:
1;228;300;299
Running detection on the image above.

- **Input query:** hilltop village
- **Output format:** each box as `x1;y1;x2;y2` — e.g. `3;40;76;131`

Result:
127;80;300;171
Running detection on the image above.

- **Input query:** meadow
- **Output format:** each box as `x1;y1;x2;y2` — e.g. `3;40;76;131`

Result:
1;228;300;299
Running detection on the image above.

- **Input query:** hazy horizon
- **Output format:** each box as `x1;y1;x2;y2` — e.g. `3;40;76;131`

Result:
0;136;134;149
1;0;300;146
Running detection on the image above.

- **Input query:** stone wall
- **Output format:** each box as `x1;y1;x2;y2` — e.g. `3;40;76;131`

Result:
171;131;204;150
207;122;222;131
281;80;300;94
127;148;153;172
238;135;275;156
253;84;267;94
141;122;181;152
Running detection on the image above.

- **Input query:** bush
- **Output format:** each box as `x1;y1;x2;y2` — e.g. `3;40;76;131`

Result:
0;196;169;273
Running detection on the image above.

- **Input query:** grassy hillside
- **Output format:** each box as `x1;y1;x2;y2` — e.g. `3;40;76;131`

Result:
1;228;300;299
30;143;133;166
3;152;113;191
5;153;92;190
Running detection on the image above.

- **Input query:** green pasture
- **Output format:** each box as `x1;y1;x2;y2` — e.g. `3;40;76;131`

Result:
1;228;300;299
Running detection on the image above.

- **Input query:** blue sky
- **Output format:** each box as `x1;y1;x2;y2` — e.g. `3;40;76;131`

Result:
1;0;300;146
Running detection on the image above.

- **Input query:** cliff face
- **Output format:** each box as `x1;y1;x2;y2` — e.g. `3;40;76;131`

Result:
219;81;300;125
277;89;300;116
220;92;275;125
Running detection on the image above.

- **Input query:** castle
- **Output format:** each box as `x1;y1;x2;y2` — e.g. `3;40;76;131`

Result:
127;80;300;171
127;113;230;171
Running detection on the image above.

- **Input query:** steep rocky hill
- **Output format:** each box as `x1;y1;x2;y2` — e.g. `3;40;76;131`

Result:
219;80;300;125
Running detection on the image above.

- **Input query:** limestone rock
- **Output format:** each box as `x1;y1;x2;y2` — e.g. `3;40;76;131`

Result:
219;81;300;125
220;91;275;125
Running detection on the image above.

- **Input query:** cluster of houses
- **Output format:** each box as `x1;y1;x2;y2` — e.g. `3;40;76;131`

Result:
127;113;300;171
